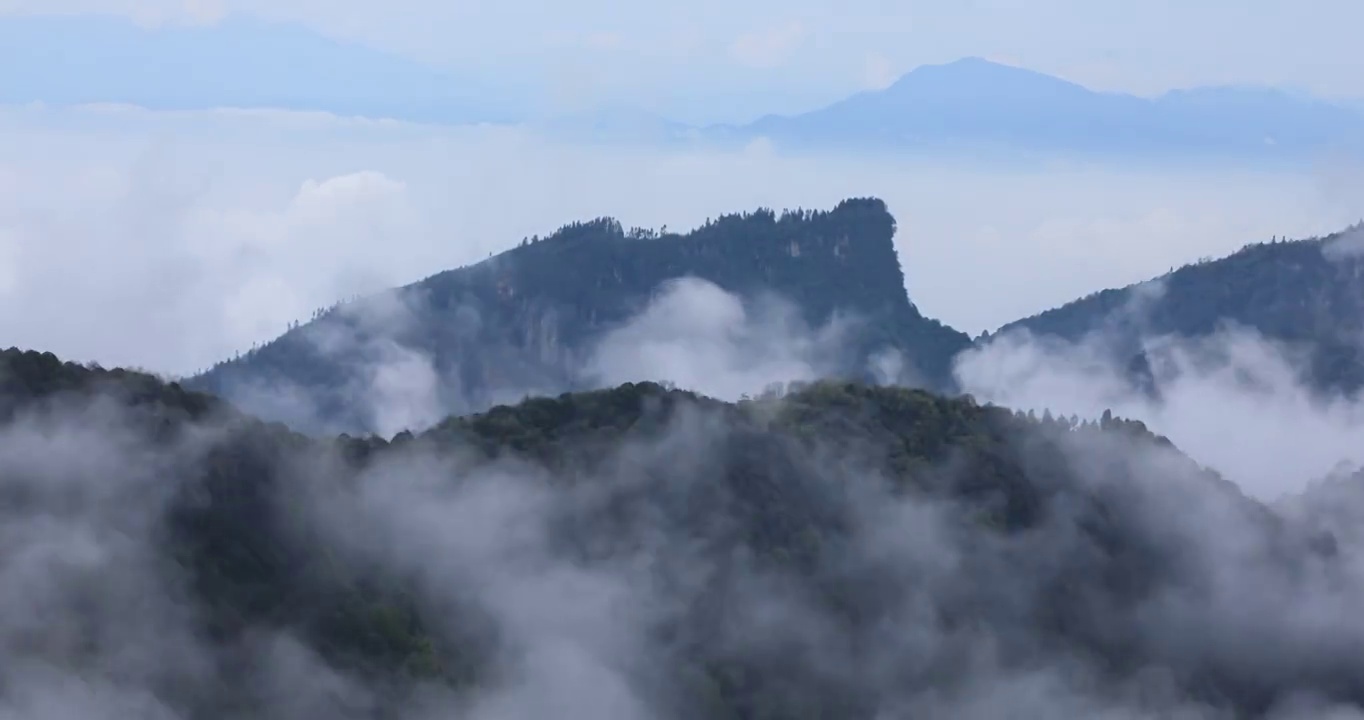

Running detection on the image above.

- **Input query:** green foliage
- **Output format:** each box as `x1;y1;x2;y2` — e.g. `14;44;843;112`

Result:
0;346;1226;718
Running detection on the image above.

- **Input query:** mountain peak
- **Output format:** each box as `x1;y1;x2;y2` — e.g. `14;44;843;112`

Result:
885;56;1092;98
919;56;1024;73
731;55;1364;159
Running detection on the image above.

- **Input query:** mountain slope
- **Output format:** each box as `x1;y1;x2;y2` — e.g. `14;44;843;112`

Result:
2;345;1358;718
714;57;1364;161
992;224;1364;395
190;198;972;435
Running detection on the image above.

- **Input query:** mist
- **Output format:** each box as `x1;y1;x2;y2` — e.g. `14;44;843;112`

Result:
1;103;1361;375
955;316;1364;501
585;277;857;400
7;86;1364;719
9;344;1364;718
8;101;1358;500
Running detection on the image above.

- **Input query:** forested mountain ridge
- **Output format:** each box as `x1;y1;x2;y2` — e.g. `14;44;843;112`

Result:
990;224;1364;396
2;344;1358;718
191;198;972;436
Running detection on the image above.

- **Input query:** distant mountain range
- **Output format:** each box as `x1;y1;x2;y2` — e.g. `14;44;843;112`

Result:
5;14;1363;162
703;58;1364;161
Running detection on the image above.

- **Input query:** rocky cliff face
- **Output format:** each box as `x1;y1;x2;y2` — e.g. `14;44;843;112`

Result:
190;198;971;435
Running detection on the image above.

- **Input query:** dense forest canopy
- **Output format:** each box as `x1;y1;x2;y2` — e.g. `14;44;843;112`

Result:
4;345;1364;718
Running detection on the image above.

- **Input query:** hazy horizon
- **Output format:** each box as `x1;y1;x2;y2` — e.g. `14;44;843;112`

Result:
3;7;1364;126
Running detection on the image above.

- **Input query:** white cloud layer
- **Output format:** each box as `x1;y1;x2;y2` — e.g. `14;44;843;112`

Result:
586;277;854;400
955;324;1364;501
0;104;1360;377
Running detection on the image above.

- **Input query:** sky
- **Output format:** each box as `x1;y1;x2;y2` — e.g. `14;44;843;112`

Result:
2;1;1364;123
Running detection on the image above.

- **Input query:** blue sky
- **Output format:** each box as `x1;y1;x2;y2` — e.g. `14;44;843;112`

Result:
2;1;1363;124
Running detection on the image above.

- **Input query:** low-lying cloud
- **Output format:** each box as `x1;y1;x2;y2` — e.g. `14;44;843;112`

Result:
214;274;876;436
13;346;1364;718
587;277;856;400
956;321;1364;500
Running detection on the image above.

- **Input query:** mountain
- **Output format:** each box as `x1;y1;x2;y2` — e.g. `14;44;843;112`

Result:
991;223;1364;396
709;57;1364;162
5;344;1360;717
189;198;973;435
0;13;526;123
12;21;1358;162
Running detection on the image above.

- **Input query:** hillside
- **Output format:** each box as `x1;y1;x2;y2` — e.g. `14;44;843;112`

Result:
992;224;1364;396
190;198;972;435
708;57;1364;162
2;345;1359;717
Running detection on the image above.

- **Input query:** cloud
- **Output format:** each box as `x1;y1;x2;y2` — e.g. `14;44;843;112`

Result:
17;322;1364;717
1321;222;1364;259
586;277;856;401
7;29;1364;719
0;103;1359;379
955;321;1364;501
0;375;469;719
212;285;455;437
267;358;1364;718
0;397;222;718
